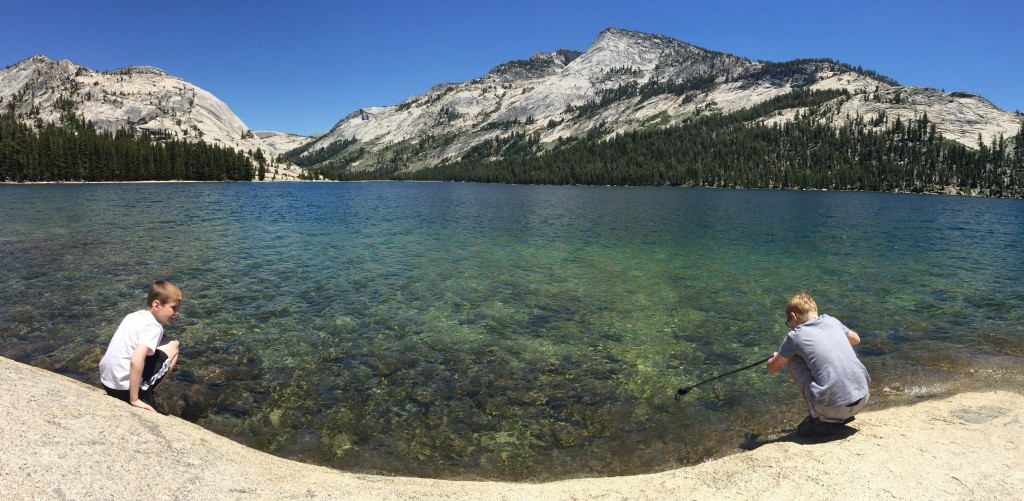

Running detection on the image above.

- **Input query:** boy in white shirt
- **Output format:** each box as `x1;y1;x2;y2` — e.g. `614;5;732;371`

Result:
99;280;182;412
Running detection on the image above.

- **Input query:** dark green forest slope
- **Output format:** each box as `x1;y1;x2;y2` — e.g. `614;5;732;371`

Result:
0;111;257;182
325;90;1024;198
4;88;1021;195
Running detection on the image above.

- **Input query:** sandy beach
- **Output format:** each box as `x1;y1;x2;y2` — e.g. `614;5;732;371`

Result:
1;355;1022;500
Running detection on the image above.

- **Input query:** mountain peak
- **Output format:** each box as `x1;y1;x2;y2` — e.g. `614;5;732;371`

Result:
0;56;305;179
571;27;748;85
112;65;167;76
15;54;55;66
298;27;1020;178
596;27;648;39
592;27;695;50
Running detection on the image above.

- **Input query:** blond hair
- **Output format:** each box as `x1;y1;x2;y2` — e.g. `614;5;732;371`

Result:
147;280;183;307
786;292;818;323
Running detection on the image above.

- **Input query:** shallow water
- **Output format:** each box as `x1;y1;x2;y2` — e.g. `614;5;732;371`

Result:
1;182;1022;479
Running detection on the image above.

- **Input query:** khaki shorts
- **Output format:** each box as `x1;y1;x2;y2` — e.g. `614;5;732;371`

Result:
788;355;869;423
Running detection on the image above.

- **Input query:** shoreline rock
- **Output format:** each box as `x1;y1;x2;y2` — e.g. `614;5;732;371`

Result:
2;355;1022;499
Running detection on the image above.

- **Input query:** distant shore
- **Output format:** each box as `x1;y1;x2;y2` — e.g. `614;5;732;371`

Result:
2;355;1022;500
4;178;1019;199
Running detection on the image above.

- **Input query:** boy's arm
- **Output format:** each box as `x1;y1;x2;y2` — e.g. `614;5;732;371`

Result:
128;344;156;412
847;329;861;346
766;352;789;373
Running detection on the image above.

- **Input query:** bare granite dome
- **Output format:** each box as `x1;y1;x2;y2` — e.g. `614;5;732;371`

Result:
0;55;307;180
2;28;1020;179
303;27;1021;174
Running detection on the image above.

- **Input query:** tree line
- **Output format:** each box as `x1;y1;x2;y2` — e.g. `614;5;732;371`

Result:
329;89;1023;198
0;111;256;182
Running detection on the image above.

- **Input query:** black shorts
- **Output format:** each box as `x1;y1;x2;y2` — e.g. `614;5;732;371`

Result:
103;349;171;403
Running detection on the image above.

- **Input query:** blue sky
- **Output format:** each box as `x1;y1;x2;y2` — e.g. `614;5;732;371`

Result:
3;0;1021;136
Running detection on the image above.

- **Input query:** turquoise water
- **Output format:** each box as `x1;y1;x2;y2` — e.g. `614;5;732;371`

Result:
1;182;1023;479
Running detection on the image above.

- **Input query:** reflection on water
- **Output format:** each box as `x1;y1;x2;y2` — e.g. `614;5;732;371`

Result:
1;182;1023;479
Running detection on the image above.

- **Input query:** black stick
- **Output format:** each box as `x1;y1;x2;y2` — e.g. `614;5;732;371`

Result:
675;355;772;400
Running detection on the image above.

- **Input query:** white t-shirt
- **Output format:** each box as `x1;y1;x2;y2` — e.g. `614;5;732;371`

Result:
98;309;164;390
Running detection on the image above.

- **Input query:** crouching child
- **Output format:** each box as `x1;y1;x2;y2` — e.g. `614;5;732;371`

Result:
99;280;182;412
766;292;870;436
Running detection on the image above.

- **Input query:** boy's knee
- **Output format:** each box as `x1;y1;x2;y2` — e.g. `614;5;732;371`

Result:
158;339;180;357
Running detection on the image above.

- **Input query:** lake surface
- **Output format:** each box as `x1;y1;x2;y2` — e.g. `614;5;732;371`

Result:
1;182;1023;480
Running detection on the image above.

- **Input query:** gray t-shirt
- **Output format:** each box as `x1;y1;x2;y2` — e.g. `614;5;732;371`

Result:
778;314;870;407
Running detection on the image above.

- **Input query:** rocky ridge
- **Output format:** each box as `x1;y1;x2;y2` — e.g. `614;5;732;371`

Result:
0;55;306;180
257;130;320;154
2;28;1020;181
301;27;1022;174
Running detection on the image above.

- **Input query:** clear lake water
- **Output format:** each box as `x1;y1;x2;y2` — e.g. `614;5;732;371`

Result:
1;181;1022;480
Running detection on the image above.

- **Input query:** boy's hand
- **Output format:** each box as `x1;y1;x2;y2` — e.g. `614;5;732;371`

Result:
766;352;789;373
130;399;156;412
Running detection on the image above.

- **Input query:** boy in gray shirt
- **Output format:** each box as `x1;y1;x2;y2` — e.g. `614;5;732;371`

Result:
766;292;870;437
